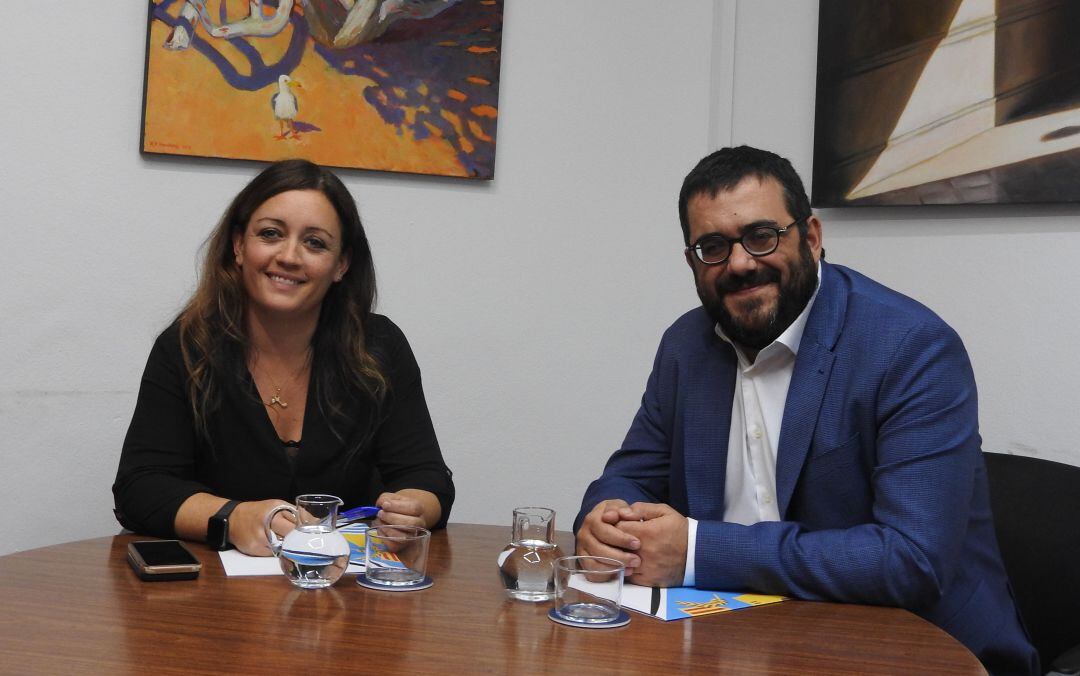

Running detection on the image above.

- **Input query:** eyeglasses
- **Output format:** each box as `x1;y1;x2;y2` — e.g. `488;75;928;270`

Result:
686;217;805;265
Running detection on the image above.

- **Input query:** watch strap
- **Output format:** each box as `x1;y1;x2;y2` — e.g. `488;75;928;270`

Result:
207;500;240;551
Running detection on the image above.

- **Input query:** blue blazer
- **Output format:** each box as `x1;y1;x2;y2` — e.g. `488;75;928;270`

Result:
578;261;1037;675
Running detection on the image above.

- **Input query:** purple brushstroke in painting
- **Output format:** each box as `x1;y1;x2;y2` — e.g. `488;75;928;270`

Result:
151;0;501;178
314;1;502;178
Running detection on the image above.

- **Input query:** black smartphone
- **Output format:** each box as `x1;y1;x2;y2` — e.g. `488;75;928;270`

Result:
127;540;202;581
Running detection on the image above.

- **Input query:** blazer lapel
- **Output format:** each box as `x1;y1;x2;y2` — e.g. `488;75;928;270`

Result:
684;330;738;521
775;262;845;517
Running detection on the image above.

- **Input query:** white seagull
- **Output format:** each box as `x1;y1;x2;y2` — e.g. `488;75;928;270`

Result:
271;74;302;138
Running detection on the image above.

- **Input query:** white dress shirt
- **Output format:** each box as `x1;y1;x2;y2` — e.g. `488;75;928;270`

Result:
683;262;821;586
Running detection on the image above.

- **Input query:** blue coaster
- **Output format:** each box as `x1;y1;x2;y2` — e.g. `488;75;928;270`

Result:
356;573;433;592
547;608;631;629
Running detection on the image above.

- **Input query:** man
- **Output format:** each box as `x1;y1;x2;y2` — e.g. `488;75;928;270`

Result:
575;146;1037;675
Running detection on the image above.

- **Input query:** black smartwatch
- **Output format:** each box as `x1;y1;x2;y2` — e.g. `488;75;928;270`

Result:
206;500;240;551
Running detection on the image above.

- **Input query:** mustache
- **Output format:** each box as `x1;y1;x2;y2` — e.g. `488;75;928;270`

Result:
715;267;781;294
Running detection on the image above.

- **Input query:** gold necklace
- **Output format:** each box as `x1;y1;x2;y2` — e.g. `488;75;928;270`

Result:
268;386;288;409
254;356;309;410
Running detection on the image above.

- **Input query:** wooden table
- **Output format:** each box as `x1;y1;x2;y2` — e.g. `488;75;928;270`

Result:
0;524;984;674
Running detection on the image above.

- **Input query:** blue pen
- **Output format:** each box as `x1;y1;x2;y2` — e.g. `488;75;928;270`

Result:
340;505;381;522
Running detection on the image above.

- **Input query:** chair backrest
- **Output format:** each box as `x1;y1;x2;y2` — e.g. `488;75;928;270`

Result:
983;452;1080;669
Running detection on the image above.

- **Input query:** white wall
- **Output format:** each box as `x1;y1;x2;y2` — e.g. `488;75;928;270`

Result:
2;1;1077;557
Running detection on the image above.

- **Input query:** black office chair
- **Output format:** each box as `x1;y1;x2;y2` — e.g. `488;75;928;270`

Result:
984;452;1080;674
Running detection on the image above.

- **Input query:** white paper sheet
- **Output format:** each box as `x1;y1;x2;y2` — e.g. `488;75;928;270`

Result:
218;549;365;576
218;523;370;576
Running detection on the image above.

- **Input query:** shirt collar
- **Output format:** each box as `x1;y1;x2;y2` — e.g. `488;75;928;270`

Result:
715;260;822;363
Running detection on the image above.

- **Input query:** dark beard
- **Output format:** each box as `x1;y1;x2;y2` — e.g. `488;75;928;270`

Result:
698;238;818;351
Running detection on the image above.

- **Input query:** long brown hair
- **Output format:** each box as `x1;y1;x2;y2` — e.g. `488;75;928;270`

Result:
178;159;387;441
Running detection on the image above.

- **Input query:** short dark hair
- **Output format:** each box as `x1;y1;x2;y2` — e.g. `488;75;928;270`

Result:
678;146;811;245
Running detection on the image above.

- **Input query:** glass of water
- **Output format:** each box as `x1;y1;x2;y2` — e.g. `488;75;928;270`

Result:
264;494;350;589
553;556;625;624
498;507;562;601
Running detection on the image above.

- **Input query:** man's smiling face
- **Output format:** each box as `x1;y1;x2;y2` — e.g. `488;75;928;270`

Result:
685;176;821;354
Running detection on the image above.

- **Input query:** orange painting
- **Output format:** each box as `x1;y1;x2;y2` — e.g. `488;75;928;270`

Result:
142;0;503;179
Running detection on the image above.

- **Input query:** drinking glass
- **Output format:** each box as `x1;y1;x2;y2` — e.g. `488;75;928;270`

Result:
363;524;430;587
554;555;625;623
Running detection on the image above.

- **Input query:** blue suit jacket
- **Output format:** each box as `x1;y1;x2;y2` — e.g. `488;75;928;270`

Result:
578;262;1037;675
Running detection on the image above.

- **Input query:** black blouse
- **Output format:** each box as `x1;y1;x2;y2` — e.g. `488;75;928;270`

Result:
112;314;454;537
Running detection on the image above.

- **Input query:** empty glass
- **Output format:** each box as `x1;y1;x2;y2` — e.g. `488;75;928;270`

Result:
554;555;625;624
363;524;431;587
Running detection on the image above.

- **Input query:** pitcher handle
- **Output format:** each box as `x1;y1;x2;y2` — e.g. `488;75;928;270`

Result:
264;504;298;557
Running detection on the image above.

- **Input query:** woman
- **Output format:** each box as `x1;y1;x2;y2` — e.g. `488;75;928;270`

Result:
113;159;454;555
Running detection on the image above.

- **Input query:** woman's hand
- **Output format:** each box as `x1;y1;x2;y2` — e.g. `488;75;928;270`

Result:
229;499;295;556
374;490;441;529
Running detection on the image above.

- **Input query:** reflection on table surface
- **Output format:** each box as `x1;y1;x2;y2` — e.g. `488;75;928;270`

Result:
0;524;986;674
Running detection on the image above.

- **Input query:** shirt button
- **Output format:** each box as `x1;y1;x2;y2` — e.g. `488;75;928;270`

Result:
751;426;762;439
762;495;773;504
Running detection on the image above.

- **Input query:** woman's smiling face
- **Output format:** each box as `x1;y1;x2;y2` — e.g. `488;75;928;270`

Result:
232;189;350;323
